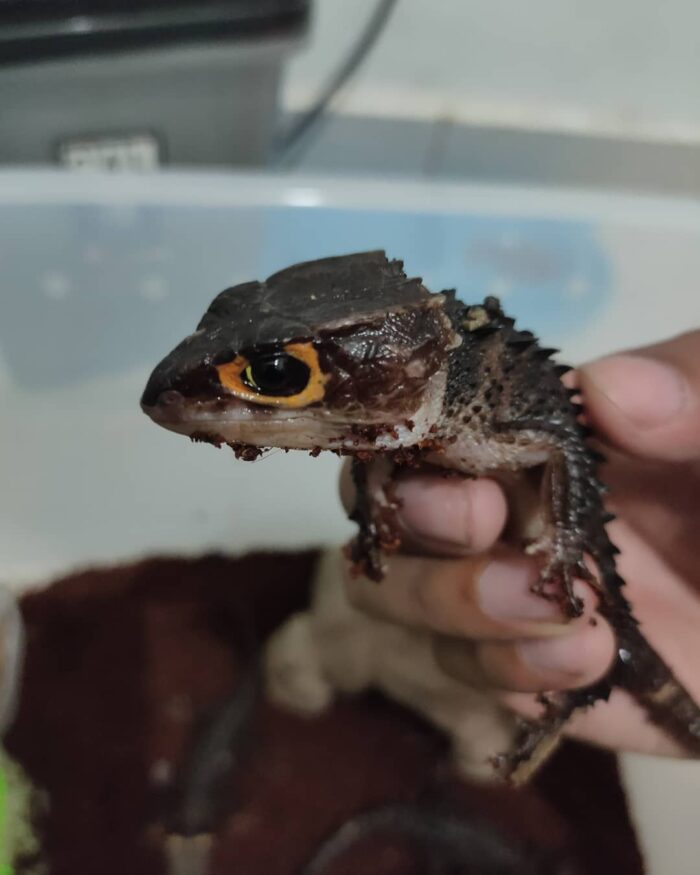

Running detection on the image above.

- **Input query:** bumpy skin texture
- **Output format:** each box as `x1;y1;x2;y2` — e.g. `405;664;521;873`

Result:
141;251;700;784
428;296;700;778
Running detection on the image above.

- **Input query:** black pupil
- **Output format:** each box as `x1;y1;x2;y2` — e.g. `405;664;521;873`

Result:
245;353;310;397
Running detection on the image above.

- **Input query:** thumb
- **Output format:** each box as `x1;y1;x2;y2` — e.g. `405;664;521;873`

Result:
578;330;700;462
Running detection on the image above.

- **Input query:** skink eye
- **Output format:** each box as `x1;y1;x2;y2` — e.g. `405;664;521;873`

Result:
242;352;311;397
216;342;327;408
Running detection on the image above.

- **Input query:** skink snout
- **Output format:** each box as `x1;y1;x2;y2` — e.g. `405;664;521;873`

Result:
157;389;186;408
141;388;187;424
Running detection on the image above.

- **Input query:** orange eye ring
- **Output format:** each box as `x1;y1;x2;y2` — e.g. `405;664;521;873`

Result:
216;342;328;408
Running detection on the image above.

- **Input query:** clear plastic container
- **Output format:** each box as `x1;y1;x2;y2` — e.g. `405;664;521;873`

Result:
1;168;700;874
2;168;700;587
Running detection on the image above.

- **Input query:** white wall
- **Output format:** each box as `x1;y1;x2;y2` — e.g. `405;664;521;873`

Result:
285;0;700;142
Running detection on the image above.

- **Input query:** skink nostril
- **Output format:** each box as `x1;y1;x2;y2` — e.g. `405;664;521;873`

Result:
158;390;185;407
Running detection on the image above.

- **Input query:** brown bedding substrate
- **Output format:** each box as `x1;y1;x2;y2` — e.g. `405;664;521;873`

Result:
6;553;644;874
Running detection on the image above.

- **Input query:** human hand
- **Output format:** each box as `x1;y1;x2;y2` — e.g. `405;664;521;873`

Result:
339;330;700;757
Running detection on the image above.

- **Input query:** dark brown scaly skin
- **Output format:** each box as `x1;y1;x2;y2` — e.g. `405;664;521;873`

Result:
447;297;700;778
347;291;700;781
141;251;700;784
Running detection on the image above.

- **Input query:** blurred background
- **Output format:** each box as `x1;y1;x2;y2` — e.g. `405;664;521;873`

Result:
1;2;700;873
1;0;700;189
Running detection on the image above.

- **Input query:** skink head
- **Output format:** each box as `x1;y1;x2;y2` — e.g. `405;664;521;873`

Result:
141;251;459;452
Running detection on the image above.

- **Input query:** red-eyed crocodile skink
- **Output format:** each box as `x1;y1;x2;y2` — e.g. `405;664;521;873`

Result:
141;250;700;783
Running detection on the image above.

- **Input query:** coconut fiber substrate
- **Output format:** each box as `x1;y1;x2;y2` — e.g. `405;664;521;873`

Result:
6;552;644;875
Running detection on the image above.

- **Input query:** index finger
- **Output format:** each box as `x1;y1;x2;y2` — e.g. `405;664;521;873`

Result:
339;462;508;556
579;329;700;463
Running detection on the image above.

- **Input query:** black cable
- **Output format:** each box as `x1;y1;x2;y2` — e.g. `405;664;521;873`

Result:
298;803;576;875
272;0;399;166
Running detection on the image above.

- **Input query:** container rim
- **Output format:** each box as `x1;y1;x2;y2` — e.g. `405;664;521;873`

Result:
0;167;699;230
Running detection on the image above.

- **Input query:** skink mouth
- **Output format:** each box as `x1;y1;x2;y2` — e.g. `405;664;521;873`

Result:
141;386;314;446
141;390;248;431
141;382;360;451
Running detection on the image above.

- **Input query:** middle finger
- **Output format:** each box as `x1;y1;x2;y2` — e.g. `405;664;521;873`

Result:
344;550;573;640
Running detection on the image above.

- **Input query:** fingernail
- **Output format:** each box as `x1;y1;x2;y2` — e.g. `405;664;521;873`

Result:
584;355;688;428
478;560;563;622
518;633;587;678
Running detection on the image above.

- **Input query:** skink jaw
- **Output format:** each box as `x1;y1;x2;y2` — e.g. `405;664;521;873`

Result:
142;362;449;455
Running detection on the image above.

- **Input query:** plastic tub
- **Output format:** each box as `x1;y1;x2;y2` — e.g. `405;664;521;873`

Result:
2;168;700;585
1;168;699;873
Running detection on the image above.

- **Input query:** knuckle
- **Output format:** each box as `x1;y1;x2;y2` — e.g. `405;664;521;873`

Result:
413;561;478;636
412;570;437;619
344;575;371;611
